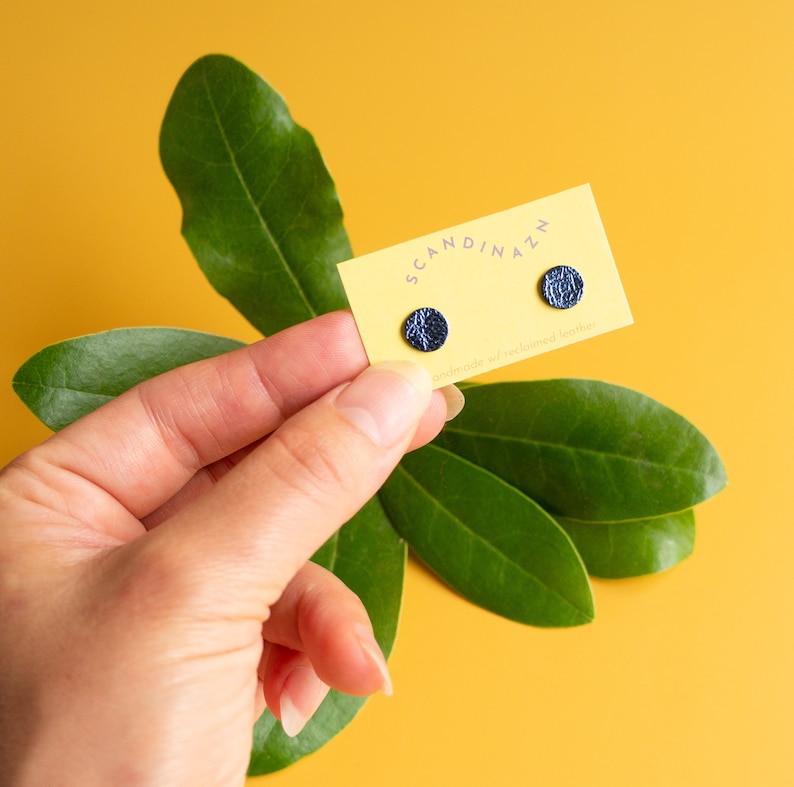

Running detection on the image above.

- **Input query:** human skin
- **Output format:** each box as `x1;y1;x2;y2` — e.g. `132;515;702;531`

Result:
0;310;463;786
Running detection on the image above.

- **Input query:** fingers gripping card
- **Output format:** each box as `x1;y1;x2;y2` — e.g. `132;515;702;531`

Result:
337;184;632;388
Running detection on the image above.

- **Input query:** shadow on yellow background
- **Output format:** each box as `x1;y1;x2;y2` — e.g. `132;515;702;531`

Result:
2;2;791;785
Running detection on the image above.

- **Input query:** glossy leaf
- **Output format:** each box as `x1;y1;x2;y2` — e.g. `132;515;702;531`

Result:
441;380;727;522
380;444;594;627
12;327;245;430
160;54;352;336
556;510;696;578
248;496;406;775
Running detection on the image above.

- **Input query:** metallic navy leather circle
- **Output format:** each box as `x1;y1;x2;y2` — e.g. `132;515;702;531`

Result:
541;265;585;309
403;307;449;352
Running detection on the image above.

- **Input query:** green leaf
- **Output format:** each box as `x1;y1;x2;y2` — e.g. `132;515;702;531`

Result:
556;510;696;578
160;54;352;336
380;444;594;628
12;327;245;430
248;496;406;775
441;380;727;522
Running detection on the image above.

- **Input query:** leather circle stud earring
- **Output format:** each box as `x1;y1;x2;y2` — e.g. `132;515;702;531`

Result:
403;307;449;352
541;265;585;309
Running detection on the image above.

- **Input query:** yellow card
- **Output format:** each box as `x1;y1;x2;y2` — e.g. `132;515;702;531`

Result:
337;184;632;388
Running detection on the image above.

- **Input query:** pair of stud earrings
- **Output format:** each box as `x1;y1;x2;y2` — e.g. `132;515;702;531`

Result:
403;265;584;353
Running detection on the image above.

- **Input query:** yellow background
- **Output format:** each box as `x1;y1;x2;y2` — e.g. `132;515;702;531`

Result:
1;2;791;785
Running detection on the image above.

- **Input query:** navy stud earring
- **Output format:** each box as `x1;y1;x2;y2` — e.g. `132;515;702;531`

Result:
403;307;449;352
541;265;585;309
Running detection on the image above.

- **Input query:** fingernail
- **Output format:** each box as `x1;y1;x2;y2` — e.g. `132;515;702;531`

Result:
440;385;465;422
336;361;432;447
353;623;393;697
279;666;330;738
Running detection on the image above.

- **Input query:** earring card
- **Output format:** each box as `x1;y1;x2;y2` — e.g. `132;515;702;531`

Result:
337;184;632;388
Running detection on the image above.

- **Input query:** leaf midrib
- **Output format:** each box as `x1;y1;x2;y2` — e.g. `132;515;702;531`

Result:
12;381;112;399
201;65;316;319
323;532;341;574
443;426;716;480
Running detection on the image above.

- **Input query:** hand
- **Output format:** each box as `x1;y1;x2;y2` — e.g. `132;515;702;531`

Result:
0;311;463;786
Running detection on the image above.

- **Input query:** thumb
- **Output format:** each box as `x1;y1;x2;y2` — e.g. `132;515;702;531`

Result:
137;360;437;618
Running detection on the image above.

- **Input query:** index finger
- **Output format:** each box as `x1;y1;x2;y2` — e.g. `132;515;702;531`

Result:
34;311;369;519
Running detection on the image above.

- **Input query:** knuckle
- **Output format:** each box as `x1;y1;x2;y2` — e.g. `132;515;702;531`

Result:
265;424;353;501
